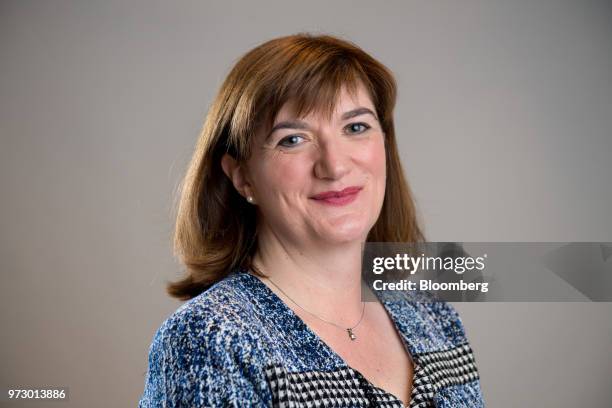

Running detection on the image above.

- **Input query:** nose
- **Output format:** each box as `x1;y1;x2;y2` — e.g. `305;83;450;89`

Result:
313;136;351;180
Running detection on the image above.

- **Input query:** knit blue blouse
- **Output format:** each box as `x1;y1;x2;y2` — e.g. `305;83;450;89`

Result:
138;268;485;407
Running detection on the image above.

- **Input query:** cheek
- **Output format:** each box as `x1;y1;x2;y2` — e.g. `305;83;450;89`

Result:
252;153;312;196
360;137;387;218
359;136;387;182
365;137;387;224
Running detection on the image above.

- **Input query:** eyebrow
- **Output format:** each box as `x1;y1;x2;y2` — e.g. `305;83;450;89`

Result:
266;107;378;141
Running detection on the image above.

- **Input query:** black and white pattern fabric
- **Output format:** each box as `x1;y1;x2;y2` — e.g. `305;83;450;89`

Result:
264;364;404;407
409;344;479;408
264;343;478;408
408;363;435;408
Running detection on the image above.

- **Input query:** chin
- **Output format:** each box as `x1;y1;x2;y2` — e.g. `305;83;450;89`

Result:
319;216;369;244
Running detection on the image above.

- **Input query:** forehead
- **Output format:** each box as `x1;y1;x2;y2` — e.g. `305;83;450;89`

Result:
273;82;375;123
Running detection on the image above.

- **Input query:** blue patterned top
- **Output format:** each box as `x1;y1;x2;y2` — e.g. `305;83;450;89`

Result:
139;268;485;407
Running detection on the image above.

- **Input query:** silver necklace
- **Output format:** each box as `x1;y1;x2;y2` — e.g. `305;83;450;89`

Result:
264;275;366;341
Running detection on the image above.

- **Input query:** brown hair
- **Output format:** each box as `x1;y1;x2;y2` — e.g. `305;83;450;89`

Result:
167;33;425;300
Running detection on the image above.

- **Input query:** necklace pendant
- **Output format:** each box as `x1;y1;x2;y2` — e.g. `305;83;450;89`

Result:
347;328;356;341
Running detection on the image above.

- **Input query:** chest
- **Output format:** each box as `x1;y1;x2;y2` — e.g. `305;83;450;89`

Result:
300;303;415;406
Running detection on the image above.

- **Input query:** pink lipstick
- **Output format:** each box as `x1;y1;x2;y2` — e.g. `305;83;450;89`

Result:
310;186;362;206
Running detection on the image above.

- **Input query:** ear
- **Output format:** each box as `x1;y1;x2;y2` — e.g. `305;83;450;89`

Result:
221;153;255;200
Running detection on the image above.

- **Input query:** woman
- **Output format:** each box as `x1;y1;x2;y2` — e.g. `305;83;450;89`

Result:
139;33;484;407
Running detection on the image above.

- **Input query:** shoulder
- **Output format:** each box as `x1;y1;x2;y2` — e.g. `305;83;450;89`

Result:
154;271;263;357
139;271;271;407
410;291;469;345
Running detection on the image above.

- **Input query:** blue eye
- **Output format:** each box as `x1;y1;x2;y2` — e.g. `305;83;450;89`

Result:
345;122;371;134
278;135;305;148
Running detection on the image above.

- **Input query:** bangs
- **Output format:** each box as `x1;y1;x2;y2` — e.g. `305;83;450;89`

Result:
266;58;375;129
226;37;384;161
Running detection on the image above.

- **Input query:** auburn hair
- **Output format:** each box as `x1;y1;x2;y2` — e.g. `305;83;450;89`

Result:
167;33;425;300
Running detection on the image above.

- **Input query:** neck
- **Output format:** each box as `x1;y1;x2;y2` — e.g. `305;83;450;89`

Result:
252;224;366;326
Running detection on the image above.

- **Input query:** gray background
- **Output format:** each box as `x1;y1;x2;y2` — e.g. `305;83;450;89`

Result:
1;0;611;406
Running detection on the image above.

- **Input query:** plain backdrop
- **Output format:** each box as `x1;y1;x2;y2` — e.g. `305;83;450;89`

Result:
1;0;611;407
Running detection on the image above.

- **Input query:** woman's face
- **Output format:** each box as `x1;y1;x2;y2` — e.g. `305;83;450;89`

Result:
244;82;387;247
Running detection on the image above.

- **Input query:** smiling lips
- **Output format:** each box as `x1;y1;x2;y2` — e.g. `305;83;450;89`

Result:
310;186;363;206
